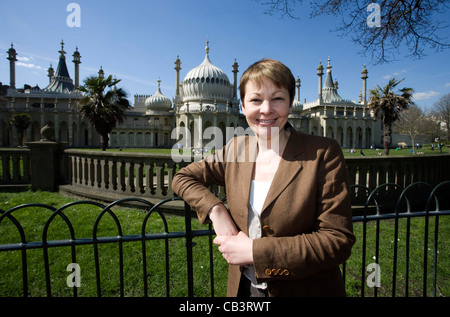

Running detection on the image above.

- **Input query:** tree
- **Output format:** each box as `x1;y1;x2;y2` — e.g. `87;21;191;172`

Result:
393;104;432;154
258;0;450;64
10;113;32;146
430;93;450;140
368;77;414;155
77;75;130;151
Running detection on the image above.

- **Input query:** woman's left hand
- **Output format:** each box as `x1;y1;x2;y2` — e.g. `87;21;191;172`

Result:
213;231;253;265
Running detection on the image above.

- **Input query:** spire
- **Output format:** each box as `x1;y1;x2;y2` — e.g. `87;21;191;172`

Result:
202;37;212;65
324;57;334;88
321;57;343;102
44;40;74;93
59;39;66;59
157;77;162;92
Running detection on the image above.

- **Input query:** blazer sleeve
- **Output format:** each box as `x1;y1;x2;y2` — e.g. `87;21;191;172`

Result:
172;148;226;224
252;139;355;282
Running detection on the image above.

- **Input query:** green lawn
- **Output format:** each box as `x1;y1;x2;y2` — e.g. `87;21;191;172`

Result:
0;190;448;297
0;191;227;297
76;142;449;157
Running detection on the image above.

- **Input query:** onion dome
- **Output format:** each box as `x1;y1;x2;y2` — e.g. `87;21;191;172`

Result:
291;99;303;113
182;40;232;102
145;79;172;111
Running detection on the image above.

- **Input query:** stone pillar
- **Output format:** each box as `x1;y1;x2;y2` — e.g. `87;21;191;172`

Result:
26;123;68;191
26;141;68;191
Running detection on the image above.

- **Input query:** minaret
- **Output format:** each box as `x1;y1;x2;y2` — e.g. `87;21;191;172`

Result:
317;61;324;103
72;47;81;89
98;66;104;79
7;44;18;89
232;58;239;99
48;64;54;84
174;55;181;99
296;76;301;101
361;65;368;105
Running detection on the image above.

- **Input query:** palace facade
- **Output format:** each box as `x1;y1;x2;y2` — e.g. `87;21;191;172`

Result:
1;40;382;150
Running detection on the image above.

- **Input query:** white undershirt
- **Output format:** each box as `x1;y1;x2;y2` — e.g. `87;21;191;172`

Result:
244;180;272;289
249;180;272;215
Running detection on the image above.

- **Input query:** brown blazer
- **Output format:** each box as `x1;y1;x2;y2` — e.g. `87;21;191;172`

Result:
172;127;355;297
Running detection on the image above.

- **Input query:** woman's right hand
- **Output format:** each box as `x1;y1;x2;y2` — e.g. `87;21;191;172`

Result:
208;203;238;236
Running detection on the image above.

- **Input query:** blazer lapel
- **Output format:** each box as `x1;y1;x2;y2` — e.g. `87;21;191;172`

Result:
261;130;304;213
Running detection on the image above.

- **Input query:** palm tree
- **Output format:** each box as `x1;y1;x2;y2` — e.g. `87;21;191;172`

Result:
77;75;130;151
369;77;414;155
10;113;32;146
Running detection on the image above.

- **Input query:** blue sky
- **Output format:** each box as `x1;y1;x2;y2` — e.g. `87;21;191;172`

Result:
1;0;449;110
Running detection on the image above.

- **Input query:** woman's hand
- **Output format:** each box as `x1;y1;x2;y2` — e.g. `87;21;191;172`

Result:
213;231;254;266
208;204;238;236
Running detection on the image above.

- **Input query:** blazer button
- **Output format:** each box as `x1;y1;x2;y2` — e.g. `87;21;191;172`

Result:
262;225;270;231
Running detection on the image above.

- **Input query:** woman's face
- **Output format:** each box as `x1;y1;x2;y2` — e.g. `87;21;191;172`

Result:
242;78;292;141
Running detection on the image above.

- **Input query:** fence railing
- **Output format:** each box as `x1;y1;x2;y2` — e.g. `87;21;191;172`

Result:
1;147;449;201
1;181;449;297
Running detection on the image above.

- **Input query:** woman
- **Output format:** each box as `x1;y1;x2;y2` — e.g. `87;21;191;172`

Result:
172;58;355;297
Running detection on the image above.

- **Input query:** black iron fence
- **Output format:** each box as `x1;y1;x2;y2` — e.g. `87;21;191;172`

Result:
0;181;449;297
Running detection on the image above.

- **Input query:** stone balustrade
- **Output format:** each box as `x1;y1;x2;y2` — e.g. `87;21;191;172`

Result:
1;144;449;206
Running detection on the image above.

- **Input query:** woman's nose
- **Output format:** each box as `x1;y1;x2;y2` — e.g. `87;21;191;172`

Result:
260;100;272;114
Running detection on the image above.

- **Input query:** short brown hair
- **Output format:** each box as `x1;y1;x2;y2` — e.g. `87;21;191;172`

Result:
239;58;296;106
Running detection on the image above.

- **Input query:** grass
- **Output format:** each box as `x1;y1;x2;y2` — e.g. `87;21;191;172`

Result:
0;191;228;297
344;216;449;297
0;190;448;297
78;143;449;157
343;145;449;157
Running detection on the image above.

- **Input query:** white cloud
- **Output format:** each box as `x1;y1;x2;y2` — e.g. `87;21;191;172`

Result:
17;56;31;62
413;91;440;101
16;61;42;70
445;83;450;87
383;70;407;80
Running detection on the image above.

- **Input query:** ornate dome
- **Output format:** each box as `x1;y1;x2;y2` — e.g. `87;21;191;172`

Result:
182;40;232;102
145;79;172;111
291;99;303;113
